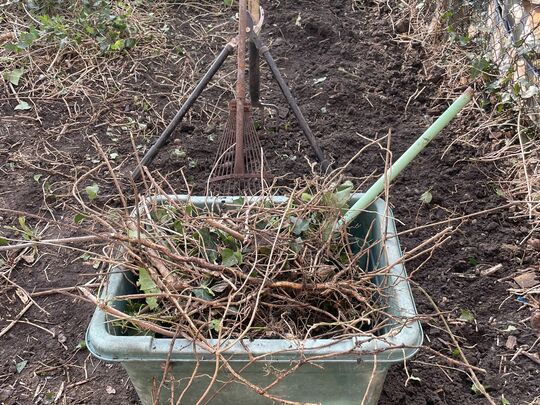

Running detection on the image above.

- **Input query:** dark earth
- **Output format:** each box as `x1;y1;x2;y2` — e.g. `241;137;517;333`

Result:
1;0;539;404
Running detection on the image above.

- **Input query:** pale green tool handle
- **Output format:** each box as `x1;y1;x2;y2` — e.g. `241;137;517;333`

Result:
338;87;473;229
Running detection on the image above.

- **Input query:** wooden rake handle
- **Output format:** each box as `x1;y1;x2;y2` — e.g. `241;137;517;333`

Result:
234;0;248;175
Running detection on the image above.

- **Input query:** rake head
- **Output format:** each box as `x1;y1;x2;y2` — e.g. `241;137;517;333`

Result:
209;100;269;193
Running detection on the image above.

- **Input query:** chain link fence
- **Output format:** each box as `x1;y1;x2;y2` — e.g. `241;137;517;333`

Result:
397;0;539;218
487;0;540;127
402;0;540;126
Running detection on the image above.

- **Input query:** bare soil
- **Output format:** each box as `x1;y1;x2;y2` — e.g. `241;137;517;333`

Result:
1;1;539;404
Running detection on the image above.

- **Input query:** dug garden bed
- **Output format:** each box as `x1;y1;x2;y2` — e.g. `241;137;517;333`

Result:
1;0;539;404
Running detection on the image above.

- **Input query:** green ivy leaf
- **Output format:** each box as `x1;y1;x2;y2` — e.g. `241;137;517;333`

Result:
14;101;31;111
4;68;24;86
500;394;510;405
110;39;125;51
74;213;87;224
322;181;354;209
471;56;492;79
290;216;311;235
173;220;183;233
420;190;433;204
334;181;354;208
124;38;136;49
289;237;303;254
15;360;28;374
209;318;222;332
198;228;218;263
221;248;242;267
137;268;160;310
192;282;215;301
223;0;233;5
4;43;19;52
458;309;475;322
85;183;99;201
0;237;9;246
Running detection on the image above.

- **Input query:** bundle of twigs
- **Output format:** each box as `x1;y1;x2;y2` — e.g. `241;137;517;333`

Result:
105;178;388;342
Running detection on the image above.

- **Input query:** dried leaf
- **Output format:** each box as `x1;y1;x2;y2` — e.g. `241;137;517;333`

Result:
15;289;29;304
514;272;539;289
531;311;540;332
295;13;302;27
211;282;228;293
528;238;540;251
21;253;35;264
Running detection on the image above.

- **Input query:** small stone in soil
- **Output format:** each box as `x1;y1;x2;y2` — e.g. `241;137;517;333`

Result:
505;335;517;350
